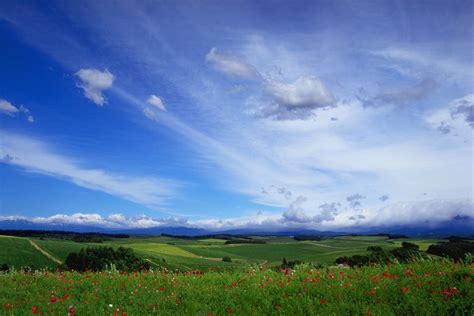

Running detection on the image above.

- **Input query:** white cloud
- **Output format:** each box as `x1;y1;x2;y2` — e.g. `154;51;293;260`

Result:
282;195;309;223
346;194;366;208
206;47;260;79
425;94;474;135
3;199;470;231
0;99;35;122
147;95;166;111
365;199;474;227
258;76;335;120
450;95;474;128
75;68;115;105
0;99;19;115
265;76;335;110
0;130;180;209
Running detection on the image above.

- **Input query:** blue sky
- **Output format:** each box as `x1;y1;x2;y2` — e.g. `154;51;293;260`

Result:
0;0;472;231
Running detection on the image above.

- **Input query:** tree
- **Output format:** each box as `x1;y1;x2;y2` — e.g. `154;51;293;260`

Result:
367;246;383;253
65;247;150;272
401;242;419;251
427;240;474;260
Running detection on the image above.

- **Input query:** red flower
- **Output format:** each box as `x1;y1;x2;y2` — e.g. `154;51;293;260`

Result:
32;306;38;314
319;298;326;305
68;306;75;313
50;297;57;303
63;293;69;299
370;290;376;295
400;286;410;293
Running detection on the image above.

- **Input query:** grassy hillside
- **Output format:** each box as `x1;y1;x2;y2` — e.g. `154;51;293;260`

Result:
0;234;445;271
0;236;57;268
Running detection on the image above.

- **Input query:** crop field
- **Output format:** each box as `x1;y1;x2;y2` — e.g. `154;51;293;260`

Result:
0;259;472;315
0;235;443;271
0;236;57;269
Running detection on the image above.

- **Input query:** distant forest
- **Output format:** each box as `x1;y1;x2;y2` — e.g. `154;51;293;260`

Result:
0;230;129;243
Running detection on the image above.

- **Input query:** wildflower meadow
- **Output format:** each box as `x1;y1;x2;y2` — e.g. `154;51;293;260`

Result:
0;259;472;315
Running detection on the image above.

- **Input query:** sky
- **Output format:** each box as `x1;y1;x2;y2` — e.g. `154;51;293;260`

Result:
0;0;472;231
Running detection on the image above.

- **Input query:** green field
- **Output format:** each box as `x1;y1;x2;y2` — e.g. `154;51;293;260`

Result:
0;236;57;269
0;234;443;271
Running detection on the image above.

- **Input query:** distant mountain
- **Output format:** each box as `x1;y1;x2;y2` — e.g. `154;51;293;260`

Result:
0;219;210;236
0;220;106;233
0;217;472;237
215;228;342;236
111;226;210;236
342;216;474;237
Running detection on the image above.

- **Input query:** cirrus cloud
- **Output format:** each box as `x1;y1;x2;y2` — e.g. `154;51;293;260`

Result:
205;47;260;79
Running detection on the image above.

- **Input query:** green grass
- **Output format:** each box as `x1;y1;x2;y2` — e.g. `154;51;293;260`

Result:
33;238;95;261
0;236;56;268
126;243;200;257
0;260;471;315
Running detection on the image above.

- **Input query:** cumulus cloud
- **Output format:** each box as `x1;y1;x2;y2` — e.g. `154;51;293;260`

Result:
2;199;471;231
0;131;179;209
205;47;260;79
281;197;339;225
260;76;336;120
205;48;335;120
346;194;366;208
349;214;366;221
0;99;19;115
313;202;338;223
426;94;474;134
436;122;452;134
359;79;436;108
1;213;190;229
282;195;309;223
0;99;34;122
450;95;474;128
147;95;166;111
75;68;115;105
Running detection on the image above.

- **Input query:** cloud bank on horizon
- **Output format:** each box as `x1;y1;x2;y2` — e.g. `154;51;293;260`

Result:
0;0;472;231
